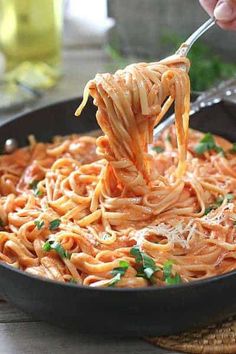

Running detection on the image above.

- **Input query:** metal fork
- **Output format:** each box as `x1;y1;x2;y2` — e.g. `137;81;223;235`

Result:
175;17;216;57
154;17;218;139
154;78;236;139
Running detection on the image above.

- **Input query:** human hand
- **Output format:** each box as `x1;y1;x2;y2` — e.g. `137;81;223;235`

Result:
199;0;236;30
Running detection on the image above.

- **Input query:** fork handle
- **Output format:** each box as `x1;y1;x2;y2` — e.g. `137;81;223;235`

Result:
153;77;236;139
176;17;216;57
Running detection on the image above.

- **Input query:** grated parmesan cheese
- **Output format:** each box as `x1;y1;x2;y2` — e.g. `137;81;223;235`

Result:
131;220;197;249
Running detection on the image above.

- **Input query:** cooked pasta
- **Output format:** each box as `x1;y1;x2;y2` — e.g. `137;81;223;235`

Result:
0;55;236;288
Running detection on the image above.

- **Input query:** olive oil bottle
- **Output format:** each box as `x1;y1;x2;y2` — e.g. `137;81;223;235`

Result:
0;0;63;88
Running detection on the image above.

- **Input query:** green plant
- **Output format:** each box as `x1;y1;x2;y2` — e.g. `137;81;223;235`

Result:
107;37;235;92
162;34;236;91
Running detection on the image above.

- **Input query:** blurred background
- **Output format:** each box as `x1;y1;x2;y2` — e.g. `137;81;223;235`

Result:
0;0;235;122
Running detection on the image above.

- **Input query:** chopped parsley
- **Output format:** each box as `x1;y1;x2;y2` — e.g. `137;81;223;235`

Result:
108;273;122;287
130;246;160;280
216;193;234;205
29;179;42;197
49;219;61;231
204;206;215;215
204;193;234;215
166;134;172;144
108;260;129;287
43;239;70;259
29;180;39;190
102;233;112;241
163;260;182;285
152;146;165;153
34;220;44;230
70;278;78;284
195;133;224;155
229;143;236;154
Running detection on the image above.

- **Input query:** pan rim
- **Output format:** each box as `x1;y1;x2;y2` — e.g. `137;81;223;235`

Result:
1;257;235;293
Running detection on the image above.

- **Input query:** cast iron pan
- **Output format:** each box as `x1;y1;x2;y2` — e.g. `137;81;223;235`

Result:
0;97;236;336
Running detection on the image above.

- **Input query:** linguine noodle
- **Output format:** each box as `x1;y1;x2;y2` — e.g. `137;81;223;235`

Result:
0;56;236;288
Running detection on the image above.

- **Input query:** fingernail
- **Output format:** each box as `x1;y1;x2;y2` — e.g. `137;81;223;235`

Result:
214;1;233;20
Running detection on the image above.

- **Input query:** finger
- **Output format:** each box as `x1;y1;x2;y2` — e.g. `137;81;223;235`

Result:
214;0;236;21
199;0;218;16
217;18;236;29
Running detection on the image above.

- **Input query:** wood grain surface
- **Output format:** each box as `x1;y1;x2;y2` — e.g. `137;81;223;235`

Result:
0;299;182;354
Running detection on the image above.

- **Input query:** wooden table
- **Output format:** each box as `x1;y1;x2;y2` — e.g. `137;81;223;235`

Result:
0;299;180;354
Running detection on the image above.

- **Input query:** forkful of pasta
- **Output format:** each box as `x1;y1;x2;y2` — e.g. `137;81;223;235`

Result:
154;16;234;139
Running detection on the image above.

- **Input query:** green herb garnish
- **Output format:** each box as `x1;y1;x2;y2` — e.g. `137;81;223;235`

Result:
163;260;182;285
229;143;236;154
111;260;129;277
195;133;224;155
108;260;129;287
29;180;39;190
29;179;42;197
152;146;165;153
102;233;112;240
216;193;234;205
49;219;61;231
166;134;171;143
204;206;215;215
70;278;78;284
161;34;236;91
34;220;44;230
108;273;122;287
204;194;234;215
43;239;70;259
130;246;160;280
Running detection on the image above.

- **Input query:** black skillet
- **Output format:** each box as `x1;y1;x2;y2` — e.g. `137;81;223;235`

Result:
0;97;236;336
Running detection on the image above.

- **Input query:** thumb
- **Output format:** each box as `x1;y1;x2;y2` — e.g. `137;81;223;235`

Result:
214;0;236;21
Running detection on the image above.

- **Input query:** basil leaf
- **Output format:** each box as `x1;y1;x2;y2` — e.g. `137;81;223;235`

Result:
34;220;44;230
152;146;165;153
195;133;224;155
43;240;70;259
49;219;61;231
130;246;160;280
163;260;181;285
